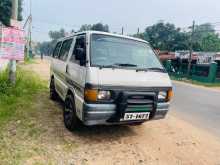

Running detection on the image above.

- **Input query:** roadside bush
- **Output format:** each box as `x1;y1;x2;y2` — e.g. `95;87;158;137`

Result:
0;71;10;94
0;68;47;126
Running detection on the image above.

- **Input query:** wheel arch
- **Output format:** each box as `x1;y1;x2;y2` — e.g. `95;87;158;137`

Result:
66;88;75;98
50;75;55;82
65;87;83;121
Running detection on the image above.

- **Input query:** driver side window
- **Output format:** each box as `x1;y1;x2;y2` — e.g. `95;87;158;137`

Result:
70;35;86;64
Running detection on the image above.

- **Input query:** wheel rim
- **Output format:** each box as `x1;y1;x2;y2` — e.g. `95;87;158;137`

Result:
64;98;73;126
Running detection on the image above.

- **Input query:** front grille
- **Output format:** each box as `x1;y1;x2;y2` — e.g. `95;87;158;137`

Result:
107;91;157;122
125;92;156;112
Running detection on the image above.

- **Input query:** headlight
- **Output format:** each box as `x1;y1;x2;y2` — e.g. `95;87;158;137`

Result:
84;89;111;102
158;91;167;100
158;89;173;102
97;90;111;100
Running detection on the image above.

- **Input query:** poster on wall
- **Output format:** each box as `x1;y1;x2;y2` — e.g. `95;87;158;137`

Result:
0;27;25;61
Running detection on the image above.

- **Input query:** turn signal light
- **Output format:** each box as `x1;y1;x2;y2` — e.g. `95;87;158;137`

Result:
167;89;174;101
84;89;98;102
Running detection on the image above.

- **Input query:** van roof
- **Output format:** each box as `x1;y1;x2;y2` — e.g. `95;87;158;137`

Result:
58;31;149;44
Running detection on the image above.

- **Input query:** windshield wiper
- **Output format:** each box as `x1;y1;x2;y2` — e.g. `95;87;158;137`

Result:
98;64;118;69
98;63;137;69
114;63;137;67
147;67;166;72
136;67;166;72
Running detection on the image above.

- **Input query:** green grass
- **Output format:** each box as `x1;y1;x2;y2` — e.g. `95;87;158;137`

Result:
186;80;220;87
0;65;78;165
24;56;38;64
0;67;47;127
0;68;49;164
171;76;220;87
0;62;105;164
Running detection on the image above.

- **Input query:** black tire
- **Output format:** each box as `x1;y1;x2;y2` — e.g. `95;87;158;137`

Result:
50;78;58;100
63;95;81;131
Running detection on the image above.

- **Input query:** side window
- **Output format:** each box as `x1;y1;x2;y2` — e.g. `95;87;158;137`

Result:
70;35;86;63
53;42;62;58
58;38;73;61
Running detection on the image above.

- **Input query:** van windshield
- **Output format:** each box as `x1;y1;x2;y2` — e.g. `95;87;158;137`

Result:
90;34;164;70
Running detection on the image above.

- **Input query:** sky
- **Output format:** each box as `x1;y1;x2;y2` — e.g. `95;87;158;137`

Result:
23;0;220;42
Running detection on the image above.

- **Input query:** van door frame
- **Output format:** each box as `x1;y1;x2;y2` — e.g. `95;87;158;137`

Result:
65;33;88;120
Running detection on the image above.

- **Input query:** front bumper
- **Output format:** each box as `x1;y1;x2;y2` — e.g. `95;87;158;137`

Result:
153;102;170;120
83;102;170;126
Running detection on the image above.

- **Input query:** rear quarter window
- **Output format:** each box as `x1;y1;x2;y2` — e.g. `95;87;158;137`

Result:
58;39;73;61
53;42;62;58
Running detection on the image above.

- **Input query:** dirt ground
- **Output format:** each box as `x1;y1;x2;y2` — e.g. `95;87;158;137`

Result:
10;59;220;165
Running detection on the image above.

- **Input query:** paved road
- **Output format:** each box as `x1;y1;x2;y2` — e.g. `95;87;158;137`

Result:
171;82;220;137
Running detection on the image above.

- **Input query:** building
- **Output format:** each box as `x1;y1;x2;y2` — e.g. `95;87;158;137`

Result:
158;50;218;64
0;22;9;71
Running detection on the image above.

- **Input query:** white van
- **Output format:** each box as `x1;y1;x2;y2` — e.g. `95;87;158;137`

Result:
50;31;173;131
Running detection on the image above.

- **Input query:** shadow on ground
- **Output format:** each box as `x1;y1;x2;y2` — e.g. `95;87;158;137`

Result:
38;92;139;145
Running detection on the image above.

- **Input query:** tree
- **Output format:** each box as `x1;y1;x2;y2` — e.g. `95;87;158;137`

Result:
200;33;220;52
0;0;23;26
0;0;12;26
49;28;66;41
192;23;219;51
143;21;189;51
79;23;109;32
91;23;109;32
172;31;189;51
49;28;66;49
18;0;23;21
133;33;145;40
37;28;66;56
37;42;53;56
79;24;92;31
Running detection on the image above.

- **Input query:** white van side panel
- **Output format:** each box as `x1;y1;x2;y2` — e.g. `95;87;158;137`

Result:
85;67;99;85
51;57;68;101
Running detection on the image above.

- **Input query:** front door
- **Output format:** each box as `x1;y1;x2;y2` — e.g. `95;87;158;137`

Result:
66;34;87;117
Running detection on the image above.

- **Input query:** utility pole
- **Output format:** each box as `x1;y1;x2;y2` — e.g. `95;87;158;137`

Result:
29;0;32;58
27;15;32;59
187;21;195;77
9;0;18;84
27;0;32;59
121;27;124;35
137;27;140;35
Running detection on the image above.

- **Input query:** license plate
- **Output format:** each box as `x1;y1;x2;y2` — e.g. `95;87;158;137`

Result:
120;112;150;121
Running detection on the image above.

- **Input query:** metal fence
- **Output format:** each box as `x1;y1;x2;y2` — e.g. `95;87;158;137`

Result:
192;64;209;77
163;59;220;83
216;66;220;80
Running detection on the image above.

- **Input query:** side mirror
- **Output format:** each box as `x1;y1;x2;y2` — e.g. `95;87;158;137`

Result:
75;48;86;66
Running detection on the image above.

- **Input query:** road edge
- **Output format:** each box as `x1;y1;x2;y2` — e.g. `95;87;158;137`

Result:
172;80;220;92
